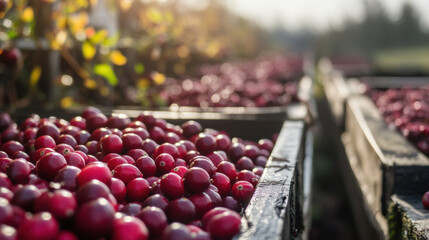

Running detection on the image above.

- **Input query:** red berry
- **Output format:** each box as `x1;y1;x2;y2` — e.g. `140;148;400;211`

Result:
155;153;175;175
34;135;56;150
76;179;110;204
37;123;60;140
91;128;112;141
142;139;158;156
17;212;59;240
201;207;231;229
74;198;115;238
0;157;11;172
70;116;86;129
189;158;216;177
228;142;245;162
142;194;169;212
231;181;254;203
100;134;123;154
206;151;224;167
0;197;13;223
137;206;168;238
0;224;17;240
149;126;165;144
53;165;81;191
181;121;202;138
216;161;237;183
135;156;156;177
127;149;147;161
215;134;231;152
111;215;149;240
258;139;274;152
106;114;131;130
64;152;85;169
107;156;128;170
76;162;112;186
189;193;213;218
120;203;142;216
422;191;429;209
236;156;254;171
161;222;192;240
211;172;231;197
153;143;179;159
183;167;210;194
11;185;41;211
126;178;150;202
109;177;127;203
167;197;196;223
237;170;258;187
86;113;107;132
160;173;184;199
113;164;143;184
171;166;188;178
36;152;67;181
195;133;217;155
6;159;31;184
81;106;102;120
206;212;241;239
0;187;13;201
122;133;143;152
57;134;77;148
1;141;24;157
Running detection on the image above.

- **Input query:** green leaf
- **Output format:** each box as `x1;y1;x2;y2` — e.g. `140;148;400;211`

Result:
134;63;145;74
7;29;18;39
94;64;118;86
103;32;120;47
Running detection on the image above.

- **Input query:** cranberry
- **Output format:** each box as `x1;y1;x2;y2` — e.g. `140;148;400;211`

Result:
33;147;54;163
1;141;24;157
8;205;29;228
237;170;258;186
111;215;149;240
0;187;13;201
228;142;245;162
81;106;101;119
174;142;187;159
127;120;146;129
201;207;232;229
161;222;192;240
35;189;77;219
0;113;11;131
149;126;165;144
63;152;84;169
76;179;110;204
121;133;143;152
244;144;260;160
124;127;149;140
160;173;184;199
126;178;150;202
0;197;12;223
167;197;196;223
75;198;115;238
0;157;12;172
70;116;86;129
142;194;169;212
231;180;254;203
27;174;49;190
175;158;187;167
113;164;143;184
11;151;29;161
215;134;231;152
106;114;131;130
23;128;38;143
258;138;274;152
206;212;241;239
34;135;56;150
101;153;121;164
190;158;216;177
0;151;8;158
53;143;74;156
0;224;17;240
136;112;156;128
76;162;112;186
54;166;80;191
142;139;158;156
181;121;202;138
135;156;156;177
86;113;108;132
185;150;200;163
11;185;41;211
127;149;147;161
109;177;127;203
204;188;222;208
183;167;210;194
153;143;179;159
164;132;180;144
36;152;67;181
206;152;224;167
107;156;128;170
56;134;76;148
216;161;237;183
211;172;231;197
145;176;160;186
100;134;123;154
195;133;216;155
137;206;168;237
57;231;78;240
223;196;242;212
155;153;175;175
17;212;59;240
6;159;31;184
91;127;112;141
171;166;188;178
189;193;213;218
252;166;264;176
422;191;429;209
36;123;59;139
120;203;142;216
74;130;91;145
254;155;268;167
85;140;98;155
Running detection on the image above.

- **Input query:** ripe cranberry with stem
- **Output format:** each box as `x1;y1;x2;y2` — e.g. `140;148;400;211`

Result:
167;197;196;223
211;172;231;197
17;212;59;240
100;134;123;154
183;167;210;194
53;143;74;156
34;135;56;150
216;161;237;183
126;177;150;202
137;206;168;238
155;153;175;175
160;173;184;199
33;147;55;163
206;212;241;239
189;192;213;218
76;161;112;186
113;163;143;184
36;152;67;181
195;133;217;155
74;198;115;238
142;194;169;212
135;156;156;177
6;158;31;184
161;222;192;240
142;139;158;156
111;215;149;240
171;166;188;178
231;180;255;203
54;165;80;191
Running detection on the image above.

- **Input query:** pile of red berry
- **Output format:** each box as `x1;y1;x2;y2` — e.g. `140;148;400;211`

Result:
0;106;274;240
367;86;429;156
159;56;301;108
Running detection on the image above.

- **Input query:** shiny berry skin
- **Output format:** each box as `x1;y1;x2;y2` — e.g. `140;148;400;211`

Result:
189;193;213;218
206;212;241;239
74;130;90;145
121;133;143;152
0;157;12;172
236;156;254;171
215;134;231;152
171;166;188;178
37;123;60;140
76;162;112;186
211;172;231;197
53;166;80;191
135;156;156;177
6;159;31;184
258;138;274;152
113;164;143;184
11;185;41;211
142;194;169;212
81;106;102;120
109;177;127;203
190;158;216;177
153;143;179;159
228;142;245;162
149;126;165;144
111;215;149;240
91;128;112;142
160;173;184;199
53;143;74;156
237;170;258;187
195;133;217;155
181;121;202;138
107;156;128;170
1;141;24;157
244;145;260;160
64;152;85;169
422;191;429;209
0;197;13;223
17;212;59;240
0;187;13;201
100;134;123;154
56;231;78;240
85;140;98;155
216;161;237;183
142;139;158;156
0;224;17;240
11;151;29;161
70;116;86;129
120;203;142;216
124;127;149;141
167;197;196;223
35;189;77;219
161;222;192;240
206;152;224;167
0;173;11;189
137;206;168;238
106;114;131;130
127;149;147;161
164;132;180;144
126;178;150;202
74;198;115;238
175;158;187;167
76;179;110;204
86;113;108;132
202;207;232;229
136;113;156;128
34;135;56;150
183;167;210;194
155;153;175;175
36;152;67;181
231;181;255;203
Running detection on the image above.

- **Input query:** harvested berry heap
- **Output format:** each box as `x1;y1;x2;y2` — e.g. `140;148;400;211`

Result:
0;106;274;240
160;55;301;108
367;86;429;156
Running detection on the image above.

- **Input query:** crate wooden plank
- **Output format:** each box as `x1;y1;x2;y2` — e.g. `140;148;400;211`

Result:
234;121;305;240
